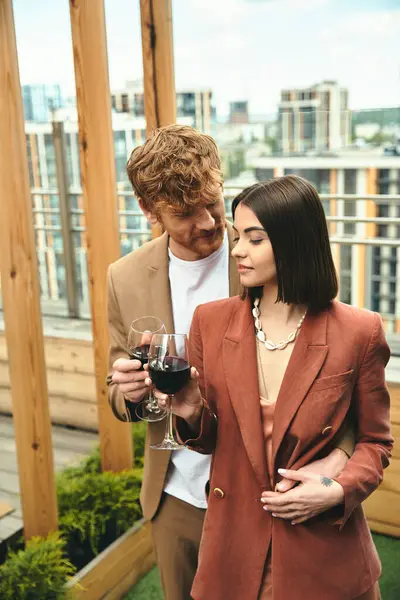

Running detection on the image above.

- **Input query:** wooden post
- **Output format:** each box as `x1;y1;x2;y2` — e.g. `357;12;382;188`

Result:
139;0;176;136
69;0;133;471
0;0;58;539
140;0;176;240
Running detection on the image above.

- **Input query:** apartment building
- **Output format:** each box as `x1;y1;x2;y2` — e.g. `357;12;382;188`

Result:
278;80;351;154
250;150;400;332
112;80;214;133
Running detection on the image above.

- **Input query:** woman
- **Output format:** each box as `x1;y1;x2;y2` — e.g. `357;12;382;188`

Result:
150;175;393;600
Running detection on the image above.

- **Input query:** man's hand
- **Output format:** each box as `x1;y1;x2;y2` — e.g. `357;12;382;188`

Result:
111;358;149;403
261;469;345;525
275;448;348;493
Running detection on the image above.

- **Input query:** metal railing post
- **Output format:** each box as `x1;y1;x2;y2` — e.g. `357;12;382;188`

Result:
52;120;79;317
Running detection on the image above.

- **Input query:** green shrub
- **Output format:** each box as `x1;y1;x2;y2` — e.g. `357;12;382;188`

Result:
0;421;148;595
0;533;75;600
51;422;146;568
59;422;146;481
57;467;143;569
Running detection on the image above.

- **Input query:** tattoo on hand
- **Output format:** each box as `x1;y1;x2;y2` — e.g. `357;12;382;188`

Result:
320;475;334;487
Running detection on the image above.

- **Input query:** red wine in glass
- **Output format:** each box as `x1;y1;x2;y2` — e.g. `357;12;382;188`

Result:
129;344;150;368
148;333;189;450
148;356;190;395
127;317;167;422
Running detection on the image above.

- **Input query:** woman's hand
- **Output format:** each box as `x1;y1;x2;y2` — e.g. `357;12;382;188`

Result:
275;449;349;493
260;468;345;525
145;366;203;426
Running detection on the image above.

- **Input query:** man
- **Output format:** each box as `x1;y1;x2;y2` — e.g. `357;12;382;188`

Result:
107;125;352;600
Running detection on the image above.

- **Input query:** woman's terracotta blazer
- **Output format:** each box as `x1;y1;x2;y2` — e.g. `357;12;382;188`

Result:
177;296;393;600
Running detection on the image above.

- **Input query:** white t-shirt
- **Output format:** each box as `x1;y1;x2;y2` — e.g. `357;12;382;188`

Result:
163;231;230;508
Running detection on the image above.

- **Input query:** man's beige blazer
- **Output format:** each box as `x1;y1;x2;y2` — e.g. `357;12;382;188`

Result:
107;224;241;519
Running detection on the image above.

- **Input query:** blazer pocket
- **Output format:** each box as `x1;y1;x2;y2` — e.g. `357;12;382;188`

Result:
310;369;354;392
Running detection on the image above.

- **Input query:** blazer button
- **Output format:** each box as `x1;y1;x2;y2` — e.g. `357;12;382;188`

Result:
213;487;225;499
321;426;333;435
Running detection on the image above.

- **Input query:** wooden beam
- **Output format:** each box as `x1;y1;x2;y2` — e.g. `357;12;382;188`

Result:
69;0;133;471
0;0;58;539
140;0;176;240
140;0;176;135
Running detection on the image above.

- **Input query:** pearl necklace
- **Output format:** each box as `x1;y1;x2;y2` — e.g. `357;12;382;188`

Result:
252;298;307;351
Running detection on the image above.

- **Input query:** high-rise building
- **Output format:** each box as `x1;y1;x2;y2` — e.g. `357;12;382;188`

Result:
22;84;63;123
111;80;214;133
250;151;400;332
278;80;351;154
229;101;249;124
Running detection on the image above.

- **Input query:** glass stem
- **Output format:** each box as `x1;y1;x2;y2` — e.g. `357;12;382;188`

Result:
147;389;156;409
164;396;175;442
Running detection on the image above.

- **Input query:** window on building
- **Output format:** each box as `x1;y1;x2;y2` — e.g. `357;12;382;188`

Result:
53;232;63;252
370;245;397;316
44;133;58;188
378;204;389;218
134;93;145;117
302;109;316;145
371;295;380;312
372;247;381;276
65;133;79;187
26;135;35;188
255;168;274;181
340;245;352;305
114;131;128;185
377;169;390;195
121;94;129;112
343;170;357;235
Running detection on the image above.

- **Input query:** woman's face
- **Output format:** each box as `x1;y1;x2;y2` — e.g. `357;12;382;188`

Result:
232;203;277;288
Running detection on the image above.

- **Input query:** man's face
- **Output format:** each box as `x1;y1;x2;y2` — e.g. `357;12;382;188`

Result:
157;185;226;261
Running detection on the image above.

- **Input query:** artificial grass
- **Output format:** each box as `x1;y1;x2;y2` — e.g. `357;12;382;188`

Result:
373;533;400;600
124;533;400;600
124;566;162;600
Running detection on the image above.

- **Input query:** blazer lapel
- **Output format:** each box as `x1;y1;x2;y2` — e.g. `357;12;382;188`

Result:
147;233;175;334
226;222;241;297
271;310;328;471
223;298;268;489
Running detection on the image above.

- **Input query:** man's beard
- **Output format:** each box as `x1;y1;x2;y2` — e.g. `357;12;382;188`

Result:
191;224;225;256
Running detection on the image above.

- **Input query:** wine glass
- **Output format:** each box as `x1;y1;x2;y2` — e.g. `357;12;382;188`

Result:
148;333;191;450
127;316;167;422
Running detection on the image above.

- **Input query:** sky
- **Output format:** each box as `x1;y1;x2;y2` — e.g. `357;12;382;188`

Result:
13;0;400;117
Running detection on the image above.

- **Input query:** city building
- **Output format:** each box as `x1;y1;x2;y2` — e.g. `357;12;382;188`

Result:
229;101;249;124
24;108;151;317
22;84;63;122
250;150;400;332
111;80;214;133
278;80;351;154
12;105;400;337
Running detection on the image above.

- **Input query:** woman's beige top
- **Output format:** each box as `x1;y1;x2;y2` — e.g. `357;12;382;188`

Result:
257;339;276;600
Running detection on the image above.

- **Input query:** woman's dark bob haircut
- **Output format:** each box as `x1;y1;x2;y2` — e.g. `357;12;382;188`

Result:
231;174;338;312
